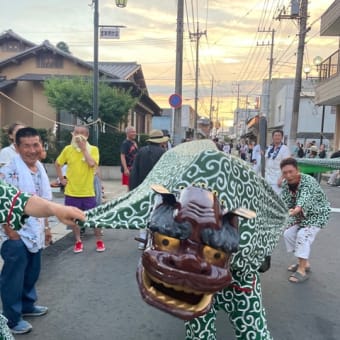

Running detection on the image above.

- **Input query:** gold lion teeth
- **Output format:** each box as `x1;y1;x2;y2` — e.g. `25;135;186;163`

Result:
158;294;167;302
196;293;212;310
167;299;177;306
149;286;157;295
142;270;213;313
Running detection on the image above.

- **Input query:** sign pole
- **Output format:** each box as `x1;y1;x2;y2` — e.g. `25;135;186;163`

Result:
171;107;175;144
169;94;182;145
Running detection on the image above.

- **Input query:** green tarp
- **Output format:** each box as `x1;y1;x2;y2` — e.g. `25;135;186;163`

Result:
297;158;340;174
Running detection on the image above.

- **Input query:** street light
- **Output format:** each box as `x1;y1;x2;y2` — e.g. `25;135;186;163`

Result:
116;0;128;7
313;56;323;75
303;65;311;79
93;0;128;145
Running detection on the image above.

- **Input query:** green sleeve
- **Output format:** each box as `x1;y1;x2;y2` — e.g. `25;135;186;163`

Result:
0;182;31;230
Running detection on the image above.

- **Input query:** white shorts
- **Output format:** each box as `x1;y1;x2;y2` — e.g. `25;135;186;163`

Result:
283;225;320;259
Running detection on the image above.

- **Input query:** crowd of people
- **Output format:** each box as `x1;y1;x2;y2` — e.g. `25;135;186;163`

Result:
0;123;333;337
292;140;327;159
230;134;336;181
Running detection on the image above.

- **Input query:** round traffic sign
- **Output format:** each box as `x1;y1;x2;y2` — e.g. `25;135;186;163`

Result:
169;94;182;108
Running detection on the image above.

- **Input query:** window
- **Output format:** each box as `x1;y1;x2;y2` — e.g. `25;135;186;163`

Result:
37;53;63;69
1;40;22;52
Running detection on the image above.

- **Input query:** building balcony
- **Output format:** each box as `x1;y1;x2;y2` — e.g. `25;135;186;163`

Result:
314;49;340;106
320;0;340;36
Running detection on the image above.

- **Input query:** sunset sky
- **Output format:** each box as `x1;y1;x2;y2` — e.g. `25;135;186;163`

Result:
1;0;337;127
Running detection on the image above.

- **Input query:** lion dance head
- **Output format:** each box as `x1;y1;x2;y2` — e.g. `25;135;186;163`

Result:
136;184;256;320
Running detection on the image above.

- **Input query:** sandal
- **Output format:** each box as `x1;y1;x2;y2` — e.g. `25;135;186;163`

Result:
287;264;311;273
289;271;309;283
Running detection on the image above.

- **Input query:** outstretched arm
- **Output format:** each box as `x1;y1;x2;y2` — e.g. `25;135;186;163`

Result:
24;195;85;226
2;184;85;238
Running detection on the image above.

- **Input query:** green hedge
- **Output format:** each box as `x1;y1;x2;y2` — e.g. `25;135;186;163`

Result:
99;132;148;166
99;132;125;166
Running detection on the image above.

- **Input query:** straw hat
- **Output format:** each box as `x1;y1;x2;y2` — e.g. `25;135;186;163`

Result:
146;130;169;144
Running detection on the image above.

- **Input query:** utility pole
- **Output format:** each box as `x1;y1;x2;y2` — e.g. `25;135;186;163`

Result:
236;83;240;113
290;0;308;147
236;83;240;139
232;82;240;140
277;0;309;147
209;76;214;128
257;28;275;176
93;0;99;145
320;105;325;145
215;99;220;121
92;0;126;146
190;22;206;137
173;0;184;145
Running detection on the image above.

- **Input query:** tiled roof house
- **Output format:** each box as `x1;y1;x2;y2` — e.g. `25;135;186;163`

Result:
0;29;161;135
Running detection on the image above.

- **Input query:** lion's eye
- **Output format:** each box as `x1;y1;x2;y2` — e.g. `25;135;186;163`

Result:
202;245;228;265
154;232;180;252
162;239;169;246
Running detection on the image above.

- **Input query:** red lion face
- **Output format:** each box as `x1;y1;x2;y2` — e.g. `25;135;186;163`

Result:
136;185;255;320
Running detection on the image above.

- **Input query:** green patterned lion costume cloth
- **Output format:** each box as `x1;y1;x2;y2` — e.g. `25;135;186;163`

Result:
83;140;288;339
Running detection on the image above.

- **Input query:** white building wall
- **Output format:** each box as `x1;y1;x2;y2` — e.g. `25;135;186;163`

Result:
181;105;193;128
152;105;195;145
297;100;335;146
274;84;294;136
262;78;336;148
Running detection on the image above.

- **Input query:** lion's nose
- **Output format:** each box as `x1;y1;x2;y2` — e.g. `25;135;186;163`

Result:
167;254;211;275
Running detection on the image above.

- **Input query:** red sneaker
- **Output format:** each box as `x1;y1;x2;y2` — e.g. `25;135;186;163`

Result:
96;240;106;252
73;241;83;253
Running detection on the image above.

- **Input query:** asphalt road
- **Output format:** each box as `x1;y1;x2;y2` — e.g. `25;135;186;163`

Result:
6;184;340;340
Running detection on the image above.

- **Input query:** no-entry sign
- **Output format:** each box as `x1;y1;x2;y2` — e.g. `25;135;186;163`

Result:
169;94;182;108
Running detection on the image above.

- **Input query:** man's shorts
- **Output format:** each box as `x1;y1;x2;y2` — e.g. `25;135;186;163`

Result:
64;196;96;211
122;173;129;186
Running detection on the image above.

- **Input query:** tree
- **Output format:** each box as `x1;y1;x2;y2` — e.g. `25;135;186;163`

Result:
43;76;138;127
56;41;71;54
